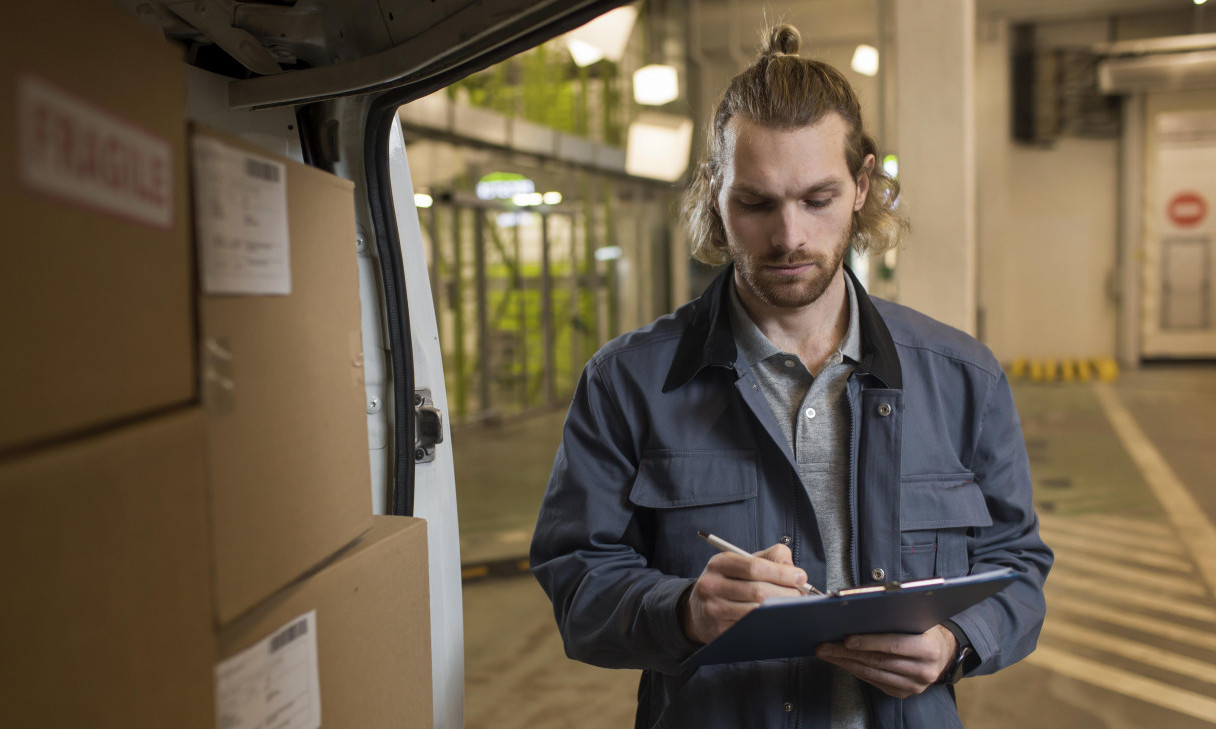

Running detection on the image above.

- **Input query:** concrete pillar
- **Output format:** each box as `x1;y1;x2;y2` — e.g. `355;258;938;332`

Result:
893;0;977;335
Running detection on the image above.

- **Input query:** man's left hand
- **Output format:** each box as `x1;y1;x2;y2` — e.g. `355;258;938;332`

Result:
815;624;956;698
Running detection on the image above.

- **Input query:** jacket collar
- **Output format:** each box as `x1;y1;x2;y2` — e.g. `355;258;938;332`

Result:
662;264;902;392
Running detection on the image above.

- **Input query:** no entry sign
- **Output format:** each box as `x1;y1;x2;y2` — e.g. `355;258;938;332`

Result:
1167;191;1208;228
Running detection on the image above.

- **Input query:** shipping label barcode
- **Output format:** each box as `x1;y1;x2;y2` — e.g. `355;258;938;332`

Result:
270;618;309;653
244;157;281;183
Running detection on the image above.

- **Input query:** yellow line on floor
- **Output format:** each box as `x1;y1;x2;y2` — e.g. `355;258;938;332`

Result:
1042;618;1216;685
1039;518;1188;556
1026;645;1216;723
1048;551;1207;597
1048;594;1216;651
1094;384;1216;602
1048;570;1216;623
1042;531;1195;573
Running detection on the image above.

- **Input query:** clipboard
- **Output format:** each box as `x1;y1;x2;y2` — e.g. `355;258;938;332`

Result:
682;568;1017;669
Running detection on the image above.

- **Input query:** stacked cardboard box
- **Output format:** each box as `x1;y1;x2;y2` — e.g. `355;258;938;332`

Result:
1;4;433;726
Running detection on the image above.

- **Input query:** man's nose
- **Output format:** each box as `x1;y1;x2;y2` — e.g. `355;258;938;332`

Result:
770;204;804;251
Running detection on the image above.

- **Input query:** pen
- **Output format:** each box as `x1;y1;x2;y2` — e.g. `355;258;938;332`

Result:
697;530;823;595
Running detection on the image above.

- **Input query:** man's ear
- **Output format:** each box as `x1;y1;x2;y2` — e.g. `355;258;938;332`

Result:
854;154;875;212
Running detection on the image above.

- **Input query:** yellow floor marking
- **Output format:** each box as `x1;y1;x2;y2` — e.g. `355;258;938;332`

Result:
1048;570;1216;623
1042;618;1216;685
1026;645;1216;723
1049;594;1216;651
1039;517;1188;556
1043;530;1195;573
1048;551;1207;597
1094;384;1216;602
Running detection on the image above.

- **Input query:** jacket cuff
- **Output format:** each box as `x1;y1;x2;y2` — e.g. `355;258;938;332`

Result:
643;576;701;670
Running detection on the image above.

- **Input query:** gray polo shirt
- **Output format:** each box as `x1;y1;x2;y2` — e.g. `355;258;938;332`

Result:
728;275;870;729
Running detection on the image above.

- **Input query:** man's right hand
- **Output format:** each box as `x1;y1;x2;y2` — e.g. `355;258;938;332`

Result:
680;543;808;645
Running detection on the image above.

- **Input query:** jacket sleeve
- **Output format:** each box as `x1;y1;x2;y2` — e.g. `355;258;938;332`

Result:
954;369;1053;675
529;356;701;674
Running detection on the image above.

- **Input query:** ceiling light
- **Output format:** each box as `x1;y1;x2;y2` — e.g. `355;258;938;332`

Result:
512;192;545;207
567;39;605;67
563;5;638;67
414;193;433;208
851;44;879;77
633;64;680;105
625;112;694;182
542;191;563;205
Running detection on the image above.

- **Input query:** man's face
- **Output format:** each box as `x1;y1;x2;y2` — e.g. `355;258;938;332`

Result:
716;114;872;311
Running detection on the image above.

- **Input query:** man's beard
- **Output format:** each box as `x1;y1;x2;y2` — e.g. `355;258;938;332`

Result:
729;223;852;309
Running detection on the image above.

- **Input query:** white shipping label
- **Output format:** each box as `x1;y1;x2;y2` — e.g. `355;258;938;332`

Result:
192;135;291;295
215;611;322;729
17;73;174;229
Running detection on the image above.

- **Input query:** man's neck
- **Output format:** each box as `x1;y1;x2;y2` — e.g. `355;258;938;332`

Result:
734;269;850;376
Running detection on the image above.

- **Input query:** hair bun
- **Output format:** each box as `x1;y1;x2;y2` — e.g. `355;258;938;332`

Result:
762;24;801;57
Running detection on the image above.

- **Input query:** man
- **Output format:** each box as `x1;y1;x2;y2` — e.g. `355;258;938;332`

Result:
530;23;1051;729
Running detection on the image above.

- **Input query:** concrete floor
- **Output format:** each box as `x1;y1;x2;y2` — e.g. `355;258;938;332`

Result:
453;364;1216;729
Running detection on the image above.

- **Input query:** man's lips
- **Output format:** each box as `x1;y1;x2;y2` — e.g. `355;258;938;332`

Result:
765;261;815;276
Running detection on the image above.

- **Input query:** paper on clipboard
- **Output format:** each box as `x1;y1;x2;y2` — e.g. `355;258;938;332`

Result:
682;568;1017;669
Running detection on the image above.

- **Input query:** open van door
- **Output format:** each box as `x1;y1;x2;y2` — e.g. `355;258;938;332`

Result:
109;1;628;726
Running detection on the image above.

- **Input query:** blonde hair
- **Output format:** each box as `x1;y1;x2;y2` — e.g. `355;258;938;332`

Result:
683;24;908;266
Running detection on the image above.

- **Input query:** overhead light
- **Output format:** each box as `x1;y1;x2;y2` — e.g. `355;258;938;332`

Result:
512;192;545;207
1197;0;1208;6
567;39;605;67
633;64;680;105
625;112;694;182
542;191;563;205
851;44;879;76
595;246;622;261
563;5;638;67
414;193;434;208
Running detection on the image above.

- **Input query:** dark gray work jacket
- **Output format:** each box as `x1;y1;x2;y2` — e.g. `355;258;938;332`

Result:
530;266;1052;729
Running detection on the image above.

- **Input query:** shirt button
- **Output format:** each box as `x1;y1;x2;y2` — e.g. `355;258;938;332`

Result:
871;567;886;581
779;535;792;546
783;359;796;368
783;702;794;713
804;407;816;419
877;403;892;416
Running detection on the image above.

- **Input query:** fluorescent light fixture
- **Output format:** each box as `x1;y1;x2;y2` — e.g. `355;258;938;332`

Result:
512;192;545;207
414;193;434;208
851;44;879;77
882;154;899;178
595;246;623;261
1197;0;1208;6
542;191;563;205
633;64;679;105
476;175;534;200
567;38;605;67
625;112;694;182
563;5;638;67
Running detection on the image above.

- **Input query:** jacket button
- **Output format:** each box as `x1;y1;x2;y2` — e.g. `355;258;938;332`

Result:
779;535;792;546
878;403;892;416
871;567;886;581
783;702;793;713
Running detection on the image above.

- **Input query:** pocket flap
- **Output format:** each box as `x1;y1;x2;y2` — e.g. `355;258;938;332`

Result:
629;450;758;508
900;475;992;530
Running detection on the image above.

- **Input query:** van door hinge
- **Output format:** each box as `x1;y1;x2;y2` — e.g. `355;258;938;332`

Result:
413;389;443;463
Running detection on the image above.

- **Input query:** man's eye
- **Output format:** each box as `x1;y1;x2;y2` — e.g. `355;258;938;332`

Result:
736;199;770;210
806;197;833;209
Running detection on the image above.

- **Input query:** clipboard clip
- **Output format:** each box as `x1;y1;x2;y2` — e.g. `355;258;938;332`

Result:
828;576;946;598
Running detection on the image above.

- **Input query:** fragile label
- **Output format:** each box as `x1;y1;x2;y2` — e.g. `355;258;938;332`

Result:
192;135;291;295
215;611;321;729
17;73;174;228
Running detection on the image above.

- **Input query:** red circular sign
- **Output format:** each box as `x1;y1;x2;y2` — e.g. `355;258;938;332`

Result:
1167;191;1207;228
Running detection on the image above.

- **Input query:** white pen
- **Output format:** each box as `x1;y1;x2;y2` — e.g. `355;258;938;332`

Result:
697;530;823;596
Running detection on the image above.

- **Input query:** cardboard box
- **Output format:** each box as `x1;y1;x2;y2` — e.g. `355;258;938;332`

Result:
0;409;215;728
192;127;373;624
216;516;432;729
0;2;194;454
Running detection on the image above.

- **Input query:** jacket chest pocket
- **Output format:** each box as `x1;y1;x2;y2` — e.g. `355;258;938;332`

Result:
899;475;992;579
629;450;759;578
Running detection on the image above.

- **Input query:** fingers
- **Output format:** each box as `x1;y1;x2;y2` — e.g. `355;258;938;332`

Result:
681;544;808;645
815;625;956;699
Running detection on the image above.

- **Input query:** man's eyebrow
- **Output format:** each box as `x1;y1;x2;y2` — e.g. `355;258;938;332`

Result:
729;178;845;198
